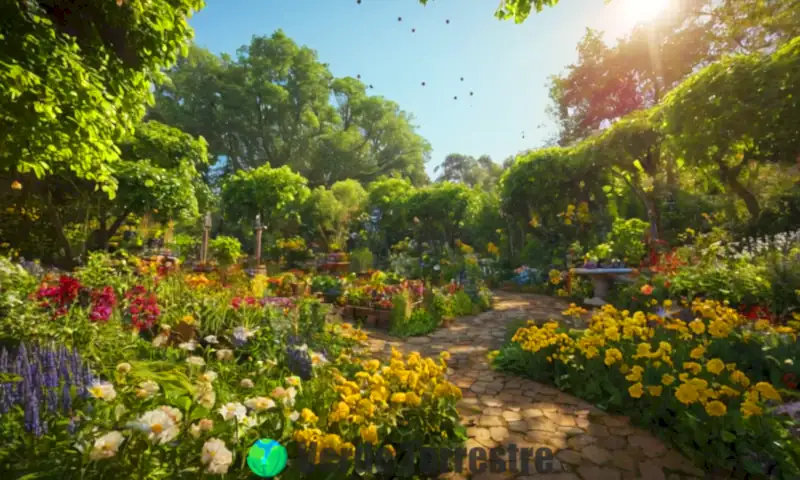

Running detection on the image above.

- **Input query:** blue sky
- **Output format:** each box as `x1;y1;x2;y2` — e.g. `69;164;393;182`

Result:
189;0;644;178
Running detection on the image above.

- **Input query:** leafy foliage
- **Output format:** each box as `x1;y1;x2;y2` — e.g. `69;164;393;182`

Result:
1;0;204;188
151;32;431;186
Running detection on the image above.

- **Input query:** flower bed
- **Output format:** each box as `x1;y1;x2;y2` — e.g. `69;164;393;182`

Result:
0;256;465;478
493;300;800;477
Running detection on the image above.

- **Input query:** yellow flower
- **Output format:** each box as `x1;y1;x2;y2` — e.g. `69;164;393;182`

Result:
704;400;727;417
719;386;740;397
683;362;702;375
705;358;725;375
10;180;22;190
708;319;731;338
625;366;644;382
329;402;350;422
383;444;396;457
647;385;663;397
390;393;407;404
628;383;644;398
730;370;751;388
754;319;770;331
619;364;630;374
688;319;706;335
604;348;623;366
363;360;380;372
741;401;763;418
180;315;195;325
405;392;421;407
661;374;676;386
300;408;318;424
689;345;705;359
754;382;781;401
675;383;700;405
634;343;652;359
440;351;451;362
663;299;673;308
360;424;379;444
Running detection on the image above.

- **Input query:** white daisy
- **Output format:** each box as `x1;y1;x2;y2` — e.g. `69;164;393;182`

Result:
218;402;246;422
244;396;276;412
89;431;125;460
216;349;234;361
137;409;179;444
87;381;117;402
135;380;160;399
240;378;254;389
186;356;206;367
201;438;233;474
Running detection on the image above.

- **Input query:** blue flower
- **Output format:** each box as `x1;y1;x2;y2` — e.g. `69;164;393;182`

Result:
0;342;91;436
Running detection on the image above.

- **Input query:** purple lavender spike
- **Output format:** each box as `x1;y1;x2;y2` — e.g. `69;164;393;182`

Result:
67;417;77;434
0;347;8;372
62;382;72;412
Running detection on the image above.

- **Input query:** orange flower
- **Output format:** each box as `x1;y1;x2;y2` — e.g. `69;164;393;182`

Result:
640;284;654;295
10;181;22;190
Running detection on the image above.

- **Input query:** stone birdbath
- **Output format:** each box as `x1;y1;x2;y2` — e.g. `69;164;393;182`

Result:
571;268;634;306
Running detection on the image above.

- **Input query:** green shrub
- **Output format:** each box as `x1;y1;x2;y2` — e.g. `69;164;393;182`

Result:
427;290;452;321
389;290;412;331
209;235;242;267
349;247;374;273
310;275;340;294
171;233;199;261
451;290;474;317
392;308;438;337
608;218;649;264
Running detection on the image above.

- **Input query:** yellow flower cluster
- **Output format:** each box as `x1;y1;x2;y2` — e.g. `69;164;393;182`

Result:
185;274;211;288
549;269;562;285
562;303;588;318
512;322;576;363
292;348;462;460
511;299;793;421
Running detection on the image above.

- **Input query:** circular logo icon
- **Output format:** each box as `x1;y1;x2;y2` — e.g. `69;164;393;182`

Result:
247;439;287;478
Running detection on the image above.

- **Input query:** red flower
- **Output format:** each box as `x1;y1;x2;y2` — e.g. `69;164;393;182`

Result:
640;284;654;295
783;373;798;390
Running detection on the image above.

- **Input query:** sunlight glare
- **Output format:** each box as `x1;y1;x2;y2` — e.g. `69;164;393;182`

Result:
622;0;671;24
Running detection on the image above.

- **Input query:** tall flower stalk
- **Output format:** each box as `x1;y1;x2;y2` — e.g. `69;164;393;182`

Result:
0;342;94;436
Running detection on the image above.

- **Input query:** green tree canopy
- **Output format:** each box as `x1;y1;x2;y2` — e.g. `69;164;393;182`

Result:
658;37;800;219
1;0;204;189
434;153;503;191
0;120;207;266
220;164;311;235
151;32;431;187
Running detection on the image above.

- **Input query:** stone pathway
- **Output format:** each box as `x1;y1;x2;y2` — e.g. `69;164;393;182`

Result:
361;291;709;480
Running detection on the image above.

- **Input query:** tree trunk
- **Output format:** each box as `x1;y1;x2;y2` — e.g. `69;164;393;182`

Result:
716;157;761;219
725;174;761;219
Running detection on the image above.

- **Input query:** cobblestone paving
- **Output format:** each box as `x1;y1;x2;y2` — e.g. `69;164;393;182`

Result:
360;291;710;480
